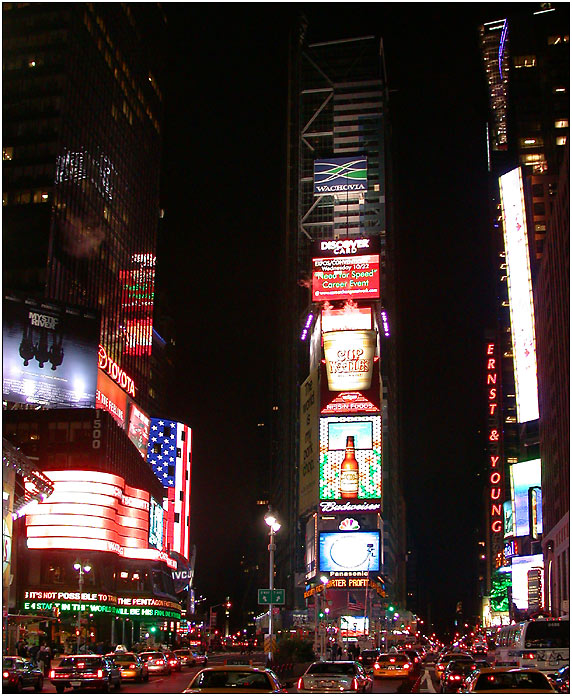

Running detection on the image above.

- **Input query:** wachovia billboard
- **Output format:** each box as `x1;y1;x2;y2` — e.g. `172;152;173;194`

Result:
314;156;367;195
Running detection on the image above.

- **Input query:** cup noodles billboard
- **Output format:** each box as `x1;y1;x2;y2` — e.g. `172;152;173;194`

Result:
323;329;376;391
2;294;99;408
320;361;381;415
312;237;380;302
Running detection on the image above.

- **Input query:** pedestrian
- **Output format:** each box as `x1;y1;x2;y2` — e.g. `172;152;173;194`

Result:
43;645;52;676
29;643;40;665
37;644;47;675
336;644;342;660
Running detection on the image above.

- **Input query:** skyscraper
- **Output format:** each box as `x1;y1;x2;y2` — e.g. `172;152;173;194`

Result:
3;3;167;406
479;3;569;624
279;19;405;633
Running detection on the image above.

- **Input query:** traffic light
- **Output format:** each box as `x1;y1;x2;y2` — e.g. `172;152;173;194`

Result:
388;605;395;612
150;626;157;634
318;610;325;619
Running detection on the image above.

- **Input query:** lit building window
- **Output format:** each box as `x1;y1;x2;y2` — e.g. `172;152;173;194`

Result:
513;55;536;68
520;137;543;148
554;87;567;93
555;119;569;128
3;147;14;161
556;135;567;146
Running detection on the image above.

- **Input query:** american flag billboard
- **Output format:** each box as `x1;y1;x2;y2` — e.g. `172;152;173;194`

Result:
148;418;192;561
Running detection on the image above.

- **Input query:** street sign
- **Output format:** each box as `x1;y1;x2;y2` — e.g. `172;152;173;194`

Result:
258;589;285;605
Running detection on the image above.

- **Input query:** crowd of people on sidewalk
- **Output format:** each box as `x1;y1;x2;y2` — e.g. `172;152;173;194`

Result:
16;639;53;676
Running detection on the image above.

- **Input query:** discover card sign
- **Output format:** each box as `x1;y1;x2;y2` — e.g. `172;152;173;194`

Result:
312;238;380;302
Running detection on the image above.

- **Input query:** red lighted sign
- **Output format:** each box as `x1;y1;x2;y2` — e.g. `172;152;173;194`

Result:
98;345;136;396
486;342;503;535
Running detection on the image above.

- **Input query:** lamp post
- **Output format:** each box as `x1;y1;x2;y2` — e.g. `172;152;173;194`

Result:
264;509;281;662
73;561;92;653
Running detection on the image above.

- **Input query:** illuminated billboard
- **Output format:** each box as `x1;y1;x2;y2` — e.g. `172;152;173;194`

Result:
299;368;320;515
3;294;99;408
120;253;156;357
96;371;128;429
148;497;164;551
319;531;380;573
321;305;372;333
314;156;367;195
320;361;381;415
510;554;543;610
312;238;380;302
128;403;150;459
25;470;175;569
510;459;541;537
323;330;376;391
319;415;381;500
499;167;539;423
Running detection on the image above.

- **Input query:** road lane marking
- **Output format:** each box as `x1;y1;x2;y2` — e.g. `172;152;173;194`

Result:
418;668;436;693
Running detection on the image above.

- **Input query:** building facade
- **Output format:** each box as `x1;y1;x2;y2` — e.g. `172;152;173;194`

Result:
278;21;406;647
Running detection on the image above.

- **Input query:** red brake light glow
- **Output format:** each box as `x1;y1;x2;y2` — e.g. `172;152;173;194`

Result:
389;657;396;663
3;671;9;679
129;664;136;669
297;677;303;690
374;663;380;669
97;670;103;678
404;663;411;669
524;653;535;660
49;670;55;679
351;677;359;690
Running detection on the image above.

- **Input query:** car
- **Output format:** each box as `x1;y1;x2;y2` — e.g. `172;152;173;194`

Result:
174;649;195;667
191;651;208;667
163;651;182;672
357;649;381;672
2;657;44;692
401;649;423;668
49;655;121;693
441;662;479;693
184;665;286;692
435;653;473;680
106;653;149;682
460;667;556;693
137;651;171;676
548;665;569;693
372;653;414;679
297;661;373;693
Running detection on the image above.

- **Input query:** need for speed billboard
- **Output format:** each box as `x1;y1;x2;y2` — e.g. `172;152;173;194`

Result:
3;294;99;407
314;156;367;195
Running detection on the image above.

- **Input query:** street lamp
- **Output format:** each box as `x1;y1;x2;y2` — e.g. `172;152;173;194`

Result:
73;561;92;653
264;509;281;662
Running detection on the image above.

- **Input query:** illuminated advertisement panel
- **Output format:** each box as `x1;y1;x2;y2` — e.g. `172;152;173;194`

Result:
319;415;381;500
2;294;99;408
323;330;376;391
25;470;175;569
305;515;317;581
499;167;539;423
120;253;155;357
319;531;380;573
509;459;541;537
321;305;372;333
22;591;181;619
312;238;380;302
299;368;320;515
149;497;164;550
510;554;543;610
128;402;150;460
320;362;381;415
314;156;367;195
96;371;128;428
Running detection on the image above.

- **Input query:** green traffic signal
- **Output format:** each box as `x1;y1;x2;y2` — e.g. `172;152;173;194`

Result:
150;626;157;633
388;605;395;612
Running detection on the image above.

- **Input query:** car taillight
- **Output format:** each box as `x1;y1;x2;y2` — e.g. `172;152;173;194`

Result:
523;652;535;660
297;677;304;690
450;675;462;681
129;664;136;669
374;663;380;669
97;670;103;678
404;663;411;670
351;677;359;690
3;671;10;678
389;657;396;663
49;671;55;679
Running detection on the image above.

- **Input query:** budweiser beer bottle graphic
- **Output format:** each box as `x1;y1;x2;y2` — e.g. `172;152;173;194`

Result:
340;436;359;499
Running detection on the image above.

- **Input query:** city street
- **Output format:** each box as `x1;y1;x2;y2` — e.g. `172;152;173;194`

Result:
37;653;441;693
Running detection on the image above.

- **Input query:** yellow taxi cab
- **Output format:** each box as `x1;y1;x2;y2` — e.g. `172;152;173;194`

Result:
183;664;287;693
372;653;413;678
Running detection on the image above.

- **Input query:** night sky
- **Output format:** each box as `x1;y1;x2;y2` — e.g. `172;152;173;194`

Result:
156;4;529;634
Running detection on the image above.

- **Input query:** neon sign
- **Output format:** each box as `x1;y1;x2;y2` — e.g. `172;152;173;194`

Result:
98;346;136;397
486;342;504;537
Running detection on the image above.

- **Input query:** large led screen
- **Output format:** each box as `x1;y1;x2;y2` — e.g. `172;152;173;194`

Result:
3;294;99;408
312;238;380;302
149;497;164;550
128;402;150;460
320;416;381;500
96;371;128;428
499;168;539;423
314;157;367;195
511;554;543;610
510;459;541;537
319;531;380;572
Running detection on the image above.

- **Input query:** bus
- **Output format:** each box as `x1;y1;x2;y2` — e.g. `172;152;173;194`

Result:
494;618;569;672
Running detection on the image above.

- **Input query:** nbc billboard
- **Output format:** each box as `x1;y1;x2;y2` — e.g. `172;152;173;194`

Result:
312;237;380;302
2;294;99;408
314;156;367;195
499;167;539;423
319;531;380;572
319;415;382;500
